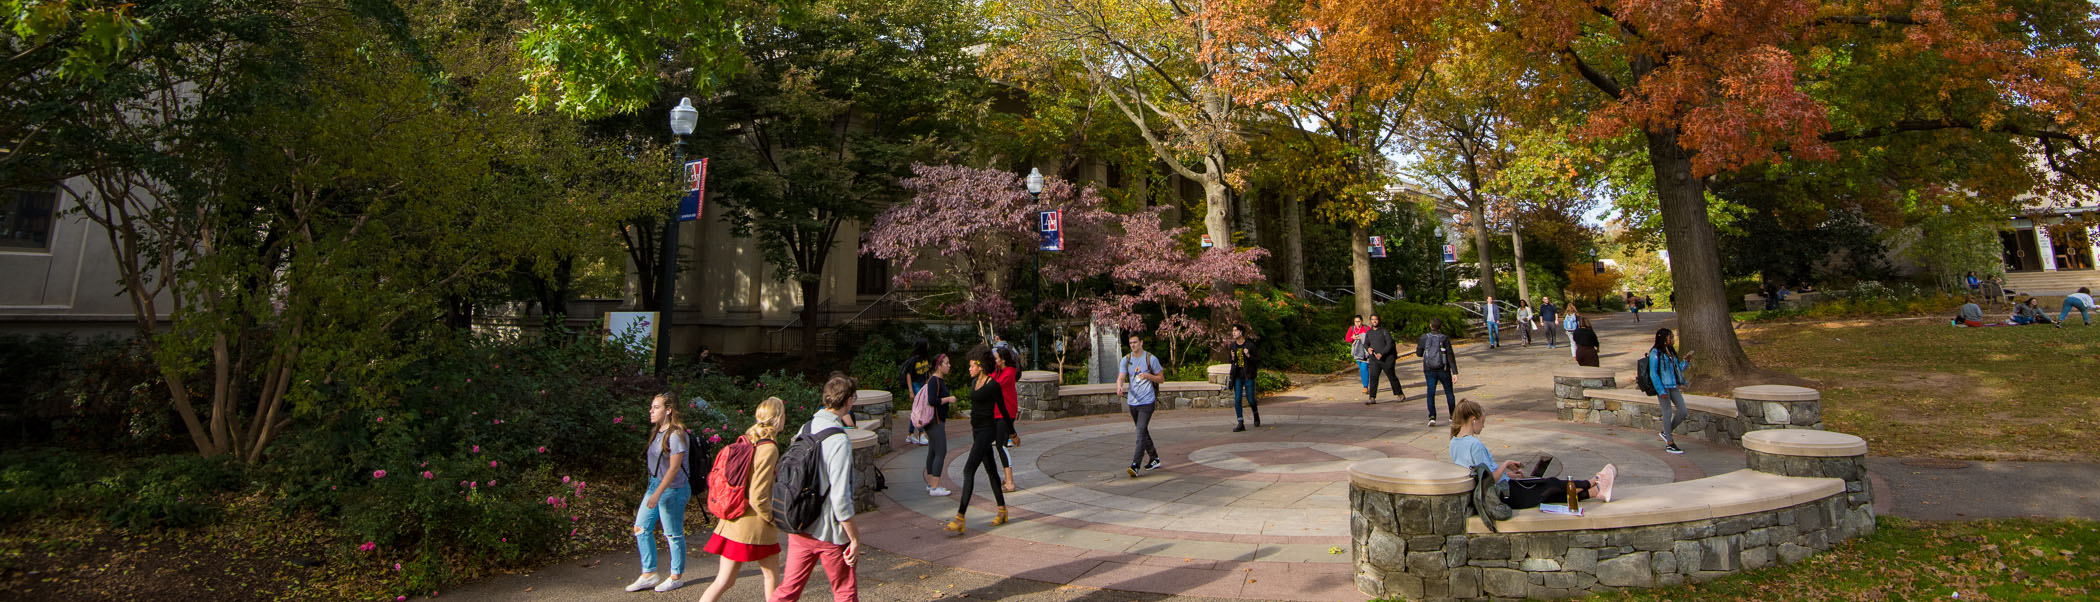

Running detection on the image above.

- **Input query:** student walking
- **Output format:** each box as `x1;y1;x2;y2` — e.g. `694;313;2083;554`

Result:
1645;329;1692;455
695;398;786;602
1362;315;1405;405
913;354;955;497
2058;287;2094;327
1627;292;1642;322
1516;300;1535;347
944;347;1011;534
625;393;693;593
1227;324;1262;431
1539;298;1561;349
1572;317;1601;367
1562;304;1582;359
1117;333;1166;477
1483;296;1502;349
902;342;932;445
1348;316;1373;396
1448;400;1616;509
990;345;1021;492
769;376;863;602
1405;319;1458;426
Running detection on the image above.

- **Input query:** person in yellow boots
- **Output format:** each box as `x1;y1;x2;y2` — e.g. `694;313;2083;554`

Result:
695;398;785;602
945;346;1010;534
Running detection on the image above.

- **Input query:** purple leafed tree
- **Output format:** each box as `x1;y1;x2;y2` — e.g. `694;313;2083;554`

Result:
1080;209;1267;369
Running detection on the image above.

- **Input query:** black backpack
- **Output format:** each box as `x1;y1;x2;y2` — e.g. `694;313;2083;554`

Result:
1634;352;1657;395
648;429;709;489
770;423;847;534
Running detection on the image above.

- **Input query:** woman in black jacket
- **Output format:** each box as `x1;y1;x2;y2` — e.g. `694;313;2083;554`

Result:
943;346;1008;534
1572;317;1601;367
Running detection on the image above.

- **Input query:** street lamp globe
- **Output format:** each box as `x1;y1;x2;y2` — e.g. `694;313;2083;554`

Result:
1025;167;1044;195
669;97;699;136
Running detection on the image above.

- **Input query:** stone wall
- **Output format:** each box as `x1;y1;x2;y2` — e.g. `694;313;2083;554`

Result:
1017;367;1230;420
1552;371;1824;448
850;390;894;456
848;428;879;513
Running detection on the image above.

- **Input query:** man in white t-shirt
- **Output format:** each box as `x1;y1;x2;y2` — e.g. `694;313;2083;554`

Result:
1117;333;1166;478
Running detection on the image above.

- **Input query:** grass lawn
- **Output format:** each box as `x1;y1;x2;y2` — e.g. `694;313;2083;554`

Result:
1583;517;2098;601
1735;318;2100;460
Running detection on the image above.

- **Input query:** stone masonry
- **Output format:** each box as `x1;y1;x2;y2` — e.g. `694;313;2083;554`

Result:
1553;370;1824;448
1016;367;1228;420
851;389;895;456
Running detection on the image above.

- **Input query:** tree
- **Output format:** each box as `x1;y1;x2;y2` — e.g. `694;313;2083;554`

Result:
514;0;741;118
1308;0;2100;386
1086;209;1268;369
1565;263;1624;308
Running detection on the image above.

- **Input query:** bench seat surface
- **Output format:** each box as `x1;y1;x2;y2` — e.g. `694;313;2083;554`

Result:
1464;469;1842;533
1585;388;1739;418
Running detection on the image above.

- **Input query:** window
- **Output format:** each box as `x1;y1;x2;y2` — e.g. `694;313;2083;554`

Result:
1;188;57;250
856;251;889;296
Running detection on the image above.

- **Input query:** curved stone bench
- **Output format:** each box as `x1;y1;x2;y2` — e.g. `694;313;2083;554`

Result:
1017;365;1229;420
1350;431;1875;600
851;390;895;456
1553;369;1822;447
847;427;879;512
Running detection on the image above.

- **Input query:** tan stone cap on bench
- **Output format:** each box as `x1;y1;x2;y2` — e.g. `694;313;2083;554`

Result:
1021;370;1060;383
1465;469;1845;533
1586;388;1740;418
847;427;877;450
1734;384;1819;402
1742;429;1867;457
852;389;892;407
1349;458;1475;495
1207;364;1232;377
1552;366;1615;380
1160;381;1223;392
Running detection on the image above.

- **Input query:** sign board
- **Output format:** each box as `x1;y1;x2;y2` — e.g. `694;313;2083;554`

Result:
1594;261;1607;275
1368;235;1387;258
1038;209;1064;251
1200;234;1214;249
1442;244;1457;263
604;312;658;356
679;159;708;222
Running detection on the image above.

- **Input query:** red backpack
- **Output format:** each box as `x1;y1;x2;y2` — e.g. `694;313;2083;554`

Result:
706;435;773;521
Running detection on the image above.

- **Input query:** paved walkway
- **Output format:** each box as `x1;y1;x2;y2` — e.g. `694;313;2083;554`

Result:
435;310;2100;602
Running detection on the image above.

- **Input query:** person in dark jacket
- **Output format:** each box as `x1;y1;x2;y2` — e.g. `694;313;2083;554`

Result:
1227;324;1261;432
944;346;1009;534
1401;319;1458;425
1572;317;1601;367
1361;315;1405;405
1538;299;1561;349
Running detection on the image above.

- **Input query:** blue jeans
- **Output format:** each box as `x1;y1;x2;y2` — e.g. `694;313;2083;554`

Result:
1423;369;1455;418
1232;376;1257;420
2060;297;2091;324
1485;320;1499;346
634;477;692;576
1357;360;1372;389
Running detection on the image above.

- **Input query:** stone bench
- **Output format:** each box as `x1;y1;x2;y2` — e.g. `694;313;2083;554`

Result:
851;390;894;456
1016;366;1230;420
1348;430;1875;601
1553;368;1823;447
847;427;879;512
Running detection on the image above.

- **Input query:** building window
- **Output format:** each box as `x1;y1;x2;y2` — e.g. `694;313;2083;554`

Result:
1;188;57;250
857;251;889;296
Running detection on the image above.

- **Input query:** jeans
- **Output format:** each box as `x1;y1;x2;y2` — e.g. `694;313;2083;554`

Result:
1521;322;1533;345
1485;320;1499;347
1657;388;1688;444
956;425;1006;515
1368;359;1403;401
1357;360;1373;389
1231;376;1257;420
1129;403;1158;466
2061;297;2091;324
1423;369;1455;418
923;420;948;477
768;533;857;602
1543;323;1560;348
635;477;693;576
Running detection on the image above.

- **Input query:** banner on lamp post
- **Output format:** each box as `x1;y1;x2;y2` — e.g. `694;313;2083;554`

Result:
679;159;707;222
1368;235;1387;258
1039;209;1064;251
1442;244;1457;263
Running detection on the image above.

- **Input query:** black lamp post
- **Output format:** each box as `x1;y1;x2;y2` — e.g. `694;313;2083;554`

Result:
1026;167;1045;370
658;97;699;375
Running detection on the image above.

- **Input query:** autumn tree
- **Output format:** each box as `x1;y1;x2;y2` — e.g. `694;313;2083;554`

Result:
1564;263;1624;308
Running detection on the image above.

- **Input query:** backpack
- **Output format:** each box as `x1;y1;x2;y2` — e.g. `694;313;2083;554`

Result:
769;423;847;534
648;428;707;489
706;436;773;521
1350;334;1368;362
1634;352;1657;395
1421;333;1450;371
909;379;936;428
1468;465;1513;532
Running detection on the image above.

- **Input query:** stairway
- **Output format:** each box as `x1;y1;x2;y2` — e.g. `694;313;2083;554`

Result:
2003;270;2100;297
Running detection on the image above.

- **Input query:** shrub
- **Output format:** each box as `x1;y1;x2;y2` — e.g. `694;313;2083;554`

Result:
1374;301;1473;342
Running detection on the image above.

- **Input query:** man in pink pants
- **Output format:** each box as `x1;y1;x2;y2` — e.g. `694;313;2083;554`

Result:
770;375;862;602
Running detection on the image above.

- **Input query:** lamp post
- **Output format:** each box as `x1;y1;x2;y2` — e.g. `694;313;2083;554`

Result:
1026;167;1045;370
658;97;699;375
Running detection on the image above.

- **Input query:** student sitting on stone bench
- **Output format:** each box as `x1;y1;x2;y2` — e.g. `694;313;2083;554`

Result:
1447;399;1617;509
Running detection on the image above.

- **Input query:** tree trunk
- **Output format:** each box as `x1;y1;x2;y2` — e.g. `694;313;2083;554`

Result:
1645;128;1756;386
1511;228;1530;303
1236;187;1260;254
800;278;823;365
1352;223;1373;318
1201;169;1233;252
1469;202;1499;300
1284;196;1305;296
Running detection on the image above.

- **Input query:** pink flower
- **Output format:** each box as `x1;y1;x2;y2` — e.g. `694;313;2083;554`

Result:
707;434;721;444
571;515;579;522
375;416;384;422
488;479;497;486
539;389;547;395
492;419;500;425
394;562;402;571
562;475;571;484
372;470;387;479
570;528;578;536
397;597;406;601
466;378;472;383
359;541;377;552
472;445;481;453
489;460;499;467
613;416;624;424
537;446;547;453
420;471;434;479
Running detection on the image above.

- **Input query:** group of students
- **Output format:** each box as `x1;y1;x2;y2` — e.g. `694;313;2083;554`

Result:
1955;287;2094;328
1346;314;1462;425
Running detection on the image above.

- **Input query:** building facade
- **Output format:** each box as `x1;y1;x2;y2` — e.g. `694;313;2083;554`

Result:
1998;204;2100;296
0;180;168;336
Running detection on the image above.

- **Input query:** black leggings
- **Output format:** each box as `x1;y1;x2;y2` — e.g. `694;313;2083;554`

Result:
923;420;948;477
992;417;1015;469
956;426;1006;515
1503;478;1593;510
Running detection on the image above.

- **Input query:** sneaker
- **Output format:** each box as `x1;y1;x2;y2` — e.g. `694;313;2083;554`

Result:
1233;422;1246;433
1658;432;1668;443
928;486;951;497
625;574;663;592
1145;458;1162;471
1594;464;1617;503
1127;465;1139;478
653;578;685;593
1664;444;1684;454
1426;418;1437;426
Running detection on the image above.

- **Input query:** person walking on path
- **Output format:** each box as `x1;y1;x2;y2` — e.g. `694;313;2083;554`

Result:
769;376;863;602
914;354;955;497
1516;300;1535;347
1627;292;1642;322
1116;333;1166;478
1227;324;1262;431
1483;296;1502;349
2058;287;2094;327
1539;298;1561;349
1572;317;1601;367
625;393;693;593
989;345;1021;492
1361;315;1405;405
1347;316;1373;396
1561;304;1582;359
901;342;932;446
1645;329;1693;455
1448;400;1616;509
945;347;1011;534
695;398;785;602
1400;319;1458;426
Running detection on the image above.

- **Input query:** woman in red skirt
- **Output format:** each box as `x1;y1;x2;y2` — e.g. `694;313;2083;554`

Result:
695;397;786;602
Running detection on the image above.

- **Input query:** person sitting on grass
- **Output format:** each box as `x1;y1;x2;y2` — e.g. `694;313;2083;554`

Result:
1955;297;1986;327
1448;399;1616;509
2010;298;2048;325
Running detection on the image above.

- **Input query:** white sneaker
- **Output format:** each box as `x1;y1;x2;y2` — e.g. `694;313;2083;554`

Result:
653;577;685;592
624;574;662;592
928;486;952;497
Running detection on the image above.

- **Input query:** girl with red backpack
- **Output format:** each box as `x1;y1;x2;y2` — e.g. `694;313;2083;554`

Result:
694;397;785;602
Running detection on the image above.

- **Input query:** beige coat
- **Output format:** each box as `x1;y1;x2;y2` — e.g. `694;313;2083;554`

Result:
711;440;780;545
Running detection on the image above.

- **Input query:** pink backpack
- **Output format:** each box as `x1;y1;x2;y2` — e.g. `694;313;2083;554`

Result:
909;380;936;428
